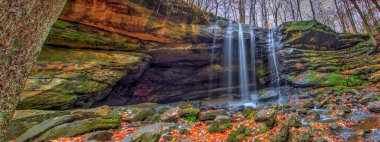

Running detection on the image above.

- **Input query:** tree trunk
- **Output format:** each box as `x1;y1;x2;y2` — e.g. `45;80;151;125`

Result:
290;0;296;21
0;0;66;140
309;0;316;19
344;1;358;34
349;0;378;52
239;0;246;23
365;0;378;25
296;0;302;21
371;0;380;12
334;0;347;33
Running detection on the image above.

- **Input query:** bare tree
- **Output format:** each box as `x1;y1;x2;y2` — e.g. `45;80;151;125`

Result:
309;0;316;19
344;0;359;34
349;0;378;53
371;0;380;12
239;0;246;23
334;0;347;33
296;0;302;20
0;0;67;140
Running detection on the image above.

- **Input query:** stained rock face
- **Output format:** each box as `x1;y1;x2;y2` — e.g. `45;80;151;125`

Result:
18;47;151;110
57;0;211;44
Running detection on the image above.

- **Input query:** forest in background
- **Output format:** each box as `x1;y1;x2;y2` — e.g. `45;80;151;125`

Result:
181;0;379;33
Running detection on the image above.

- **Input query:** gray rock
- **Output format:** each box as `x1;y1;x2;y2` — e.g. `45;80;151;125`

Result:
254;109;277;126
287;114;302;127
85;130;113;141
17;115;77;142
198;109;226;121
34;117;120;141
161;107;181;122
368;101;380;113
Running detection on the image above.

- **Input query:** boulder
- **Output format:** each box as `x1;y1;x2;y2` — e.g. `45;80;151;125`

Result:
279;20;339;50
16;115;78;142
34;116;121;141
18;47;151;110
179;108;200;117
287;114;302;127
160;107;181;122
85;130;114;141
254;109;277;126
130;132;161;142
198;109;226;121
208;115;232;133
368;101;380;113
6;110;68;141
114;107;155;122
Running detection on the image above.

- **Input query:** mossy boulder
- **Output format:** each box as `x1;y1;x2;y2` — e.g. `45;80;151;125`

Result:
131;132;161;142
114;107;155;122
16;115;79;142
5;110;68;141
198;109;226;121
160;107;181;122
287;114;302;128
179;108;200;117
279;20;339;49
18;47;151;110
34;116;121;141
226;125;249;142
287;70;362;87
208;115;232;133
254;109;277;127
368;101;380;113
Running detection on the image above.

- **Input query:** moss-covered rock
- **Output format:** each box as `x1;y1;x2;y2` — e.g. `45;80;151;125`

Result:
226;125;249;142
179;108;200;117
114;107;155;122
287;70;362;87
287;114;302;128
46;20;142;51
254;109;277;127
34;116;121;141
5;110;68;141
198;109;226;121
18;47;151;110
131;132;161;142
279;20;339;49
161;107;181;122
208;115;232;133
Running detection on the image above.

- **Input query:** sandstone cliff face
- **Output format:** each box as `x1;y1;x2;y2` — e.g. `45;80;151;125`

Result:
18;0;379;110
19;0;215;109
58;0;210;44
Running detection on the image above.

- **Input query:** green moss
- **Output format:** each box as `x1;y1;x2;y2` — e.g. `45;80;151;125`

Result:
53;20;75;28
288;70;362;87
35;116;121;141
47;28;140;51
179;108;200;117
17;92;77;110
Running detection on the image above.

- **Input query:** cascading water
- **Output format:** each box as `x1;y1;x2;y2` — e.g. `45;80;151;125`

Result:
249;26;258;106
238;24;250;100
208;22;219;94
223;22;234;95
249;26;257;91
267;29;282;95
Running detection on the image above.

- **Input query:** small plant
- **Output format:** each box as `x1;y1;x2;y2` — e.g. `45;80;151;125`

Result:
186;115;197;122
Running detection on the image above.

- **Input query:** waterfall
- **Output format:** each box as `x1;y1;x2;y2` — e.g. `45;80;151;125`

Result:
208;22;219;94
223;22;234;94
238;23;250;100
249;26;257;91
267;29;281;95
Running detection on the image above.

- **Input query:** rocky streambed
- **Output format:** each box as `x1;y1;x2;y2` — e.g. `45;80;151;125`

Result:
7;87;380;142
